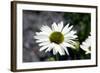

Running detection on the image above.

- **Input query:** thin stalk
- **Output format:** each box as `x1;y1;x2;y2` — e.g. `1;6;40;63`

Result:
55;54;59;61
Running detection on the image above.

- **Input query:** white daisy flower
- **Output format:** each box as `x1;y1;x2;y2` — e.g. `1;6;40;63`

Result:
80;35;91;54
34;21;78;56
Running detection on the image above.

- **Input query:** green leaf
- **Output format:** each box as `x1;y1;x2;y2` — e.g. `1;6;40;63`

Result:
47;57;55;61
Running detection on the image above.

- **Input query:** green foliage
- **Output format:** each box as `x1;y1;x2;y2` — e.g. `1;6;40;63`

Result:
63;12;91;60
64;12;91;43
47;57;55;61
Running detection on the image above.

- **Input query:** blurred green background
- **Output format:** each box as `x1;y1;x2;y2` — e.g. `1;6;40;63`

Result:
57;12;91;60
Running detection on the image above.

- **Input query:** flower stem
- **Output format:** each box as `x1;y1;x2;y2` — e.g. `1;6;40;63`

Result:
55;54;59;61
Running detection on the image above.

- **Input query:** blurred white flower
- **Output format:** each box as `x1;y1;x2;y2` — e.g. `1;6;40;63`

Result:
34;21;77;55
80;35;91;54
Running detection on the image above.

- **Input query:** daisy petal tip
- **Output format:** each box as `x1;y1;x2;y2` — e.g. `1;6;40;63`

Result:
61;53;65;56
67;23;70;26
39;49;43;52
35;32;39;35
33;36;37;39
52;22;56;26
60;21;63;24
85;52;89;54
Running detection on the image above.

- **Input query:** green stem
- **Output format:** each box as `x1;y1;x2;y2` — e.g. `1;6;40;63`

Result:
55;54;59;61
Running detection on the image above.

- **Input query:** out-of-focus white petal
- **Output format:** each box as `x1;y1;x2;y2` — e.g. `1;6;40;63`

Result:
36;38;49;43
64;39;77;45
39;45;49;51
36;32;50;36
64;35;77;40
45;43;54;52
39;41;50;46
34;35;48;40
53;43;65;55
85;51;91;54
80;35;91;54
62;23;73;34
40;25;52;33
60;43;69;55
58;21;64;32
52;22;59;31
65;31;76;36
62;42;75;49
53;48;57;55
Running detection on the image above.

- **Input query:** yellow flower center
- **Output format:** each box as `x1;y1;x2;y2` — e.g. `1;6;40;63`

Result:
49;32;64;44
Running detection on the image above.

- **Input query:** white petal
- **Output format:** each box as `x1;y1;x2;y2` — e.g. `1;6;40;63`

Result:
36;32;50;36
80;45;90;52
45;47;52;52
80;35;91;54
52;22;59;31
63;42;75;49
64;39;77;46
60;43;69;55
34;35;48;40
39;45;49;51
58;21;64;32
40;25;52;33
53;48;57;55
80;45;86;50
67;25;73;32
45;43;54;52
64;31;77;40
39;41;50;46
85;51;91;54
36;38;49;43
65;31;77;36
64;36;77;41
53;43;65;55
62;23;70;34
